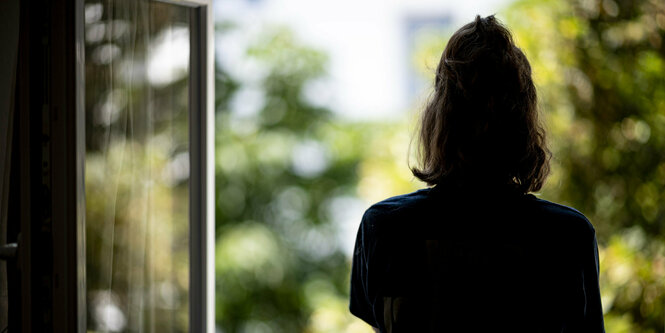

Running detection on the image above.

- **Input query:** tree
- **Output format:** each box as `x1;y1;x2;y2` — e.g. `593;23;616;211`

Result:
214;27;370;332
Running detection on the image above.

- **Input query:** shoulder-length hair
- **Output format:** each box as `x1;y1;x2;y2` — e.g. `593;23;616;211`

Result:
411;15;550;194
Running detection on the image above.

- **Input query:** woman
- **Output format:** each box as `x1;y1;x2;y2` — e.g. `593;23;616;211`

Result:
349;15;605;332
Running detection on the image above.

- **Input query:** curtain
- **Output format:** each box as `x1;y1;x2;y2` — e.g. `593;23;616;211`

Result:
84;1;191;331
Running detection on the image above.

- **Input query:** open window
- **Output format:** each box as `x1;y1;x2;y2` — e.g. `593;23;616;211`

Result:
3;0;214;331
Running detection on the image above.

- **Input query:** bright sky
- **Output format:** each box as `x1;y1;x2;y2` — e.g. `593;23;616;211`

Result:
214;0;515;120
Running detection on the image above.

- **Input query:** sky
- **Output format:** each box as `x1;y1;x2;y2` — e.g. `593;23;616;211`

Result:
214;0;516;120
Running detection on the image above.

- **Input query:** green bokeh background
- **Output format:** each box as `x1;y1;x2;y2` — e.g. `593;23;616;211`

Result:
212;0;665;332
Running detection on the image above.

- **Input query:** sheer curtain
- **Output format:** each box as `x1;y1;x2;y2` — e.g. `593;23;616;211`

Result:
84;1;191;331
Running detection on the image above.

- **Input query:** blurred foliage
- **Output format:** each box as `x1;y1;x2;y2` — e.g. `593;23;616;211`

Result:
213;0;665;332
214;28;379;332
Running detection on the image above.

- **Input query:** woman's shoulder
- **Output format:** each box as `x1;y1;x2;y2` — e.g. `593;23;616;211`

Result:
364;188;433;217
355;189;436;244
525;195;596;235
359;188;434;231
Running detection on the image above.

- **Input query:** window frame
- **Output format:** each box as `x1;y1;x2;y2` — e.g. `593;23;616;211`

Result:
186;1;216;332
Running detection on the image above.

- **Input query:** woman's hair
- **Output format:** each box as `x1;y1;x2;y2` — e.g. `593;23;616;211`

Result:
411;15;550;193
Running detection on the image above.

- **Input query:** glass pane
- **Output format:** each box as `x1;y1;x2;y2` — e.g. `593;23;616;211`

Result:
84;1;191;332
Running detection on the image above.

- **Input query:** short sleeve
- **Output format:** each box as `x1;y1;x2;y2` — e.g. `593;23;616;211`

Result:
349;212;378;328
581;229;606;332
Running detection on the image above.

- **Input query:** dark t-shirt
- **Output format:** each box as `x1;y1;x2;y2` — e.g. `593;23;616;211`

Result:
349;184;605;332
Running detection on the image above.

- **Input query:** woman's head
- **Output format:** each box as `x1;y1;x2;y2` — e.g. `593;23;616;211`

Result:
411;15;550;193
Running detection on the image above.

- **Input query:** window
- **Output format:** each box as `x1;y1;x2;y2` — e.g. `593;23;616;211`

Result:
4;0;213;331
84;1;214;331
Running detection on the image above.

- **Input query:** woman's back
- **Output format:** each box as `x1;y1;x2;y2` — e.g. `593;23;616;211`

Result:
348;15;605;332
350;184;604;332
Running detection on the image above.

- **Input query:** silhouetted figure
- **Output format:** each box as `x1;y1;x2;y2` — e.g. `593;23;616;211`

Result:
349;15;605;333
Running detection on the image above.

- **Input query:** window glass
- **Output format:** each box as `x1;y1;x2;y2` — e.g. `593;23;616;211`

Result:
84;1;190;331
